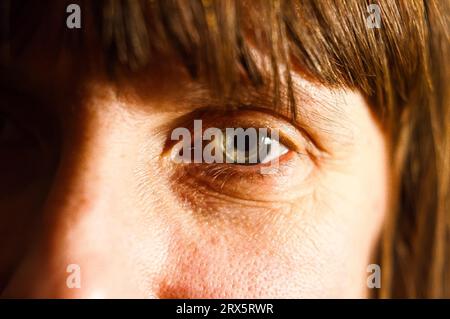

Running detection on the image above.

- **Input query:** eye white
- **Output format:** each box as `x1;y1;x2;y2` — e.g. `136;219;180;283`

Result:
259;136;289;164
220;133;289;164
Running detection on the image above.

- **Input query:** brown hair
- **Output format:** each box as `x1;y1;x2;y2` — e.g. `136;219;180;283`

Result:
2;0;449;298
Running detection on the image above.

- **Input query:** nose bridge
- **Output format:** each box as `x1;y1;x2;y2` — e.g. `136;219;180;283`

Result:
2;112;144;298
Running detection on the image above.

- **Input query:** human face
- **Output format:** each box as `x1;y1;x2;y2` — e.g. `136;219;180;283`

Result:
0;39;388;298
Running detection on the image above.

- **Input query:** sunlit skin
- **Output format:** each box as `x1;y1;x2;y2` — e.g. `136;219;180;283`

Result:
0;42;388;298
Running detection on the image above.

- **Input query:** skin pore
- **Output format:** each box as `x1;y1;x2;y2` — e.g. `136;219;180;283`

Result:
0;38;388;298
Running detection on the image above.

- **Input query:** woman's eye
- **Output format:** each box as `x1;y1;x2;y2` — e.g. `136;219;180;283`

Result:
167;113;318;202
170;125;292;166
218;130;289;165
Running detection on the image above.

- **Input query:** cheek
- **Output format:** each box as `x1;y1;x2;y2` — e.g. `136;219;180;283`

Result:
156;221;315;298
152;197;354;298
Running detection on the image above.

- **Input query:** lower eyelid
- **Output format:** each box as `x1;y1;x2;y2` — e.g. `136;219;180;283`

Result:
178;150;312;187
170;149;314;200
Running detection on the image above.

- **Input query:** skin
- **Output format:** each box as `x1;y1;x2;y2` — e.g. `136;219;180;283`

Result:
0;42;388;298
